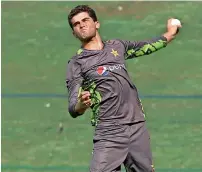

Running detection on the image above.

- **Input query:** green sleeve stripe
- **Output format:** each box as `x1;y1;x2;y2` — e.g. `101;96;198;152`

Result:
126;39;167;59
151;39;167;49
82;79;102;126
150;44;158;51
127;49;135;56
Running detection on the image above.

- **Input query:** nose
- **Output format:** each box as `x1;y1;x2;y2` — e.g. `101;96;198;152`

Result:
80;21;86;28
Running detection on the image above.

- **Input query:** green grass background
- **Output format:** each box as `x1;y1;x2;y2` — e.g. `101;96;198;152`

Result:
1;1;202;172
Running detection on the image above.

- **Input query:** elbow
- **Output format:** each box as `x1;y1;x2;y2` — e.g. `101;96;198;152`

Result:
70;113;78;118
68;104;80;118
68;106;77;118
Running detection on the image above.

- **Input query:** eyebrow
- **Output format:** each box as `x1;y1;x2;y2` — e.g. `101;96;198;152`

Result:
72;17;90;26
82;17;90;21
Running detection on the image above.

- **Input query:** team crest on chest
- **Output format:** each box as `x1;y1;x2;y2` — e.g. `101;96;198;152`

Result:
111;49;119;57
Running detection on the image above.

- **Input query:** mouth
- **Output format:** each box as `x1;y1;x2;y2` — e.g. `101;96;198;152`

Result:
81;30;87;34
81;30;88;37
81;28;88;32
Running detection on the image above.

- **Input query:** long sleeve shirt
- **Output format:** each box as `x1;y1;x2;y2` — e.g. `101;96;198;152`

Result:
66;36;167;126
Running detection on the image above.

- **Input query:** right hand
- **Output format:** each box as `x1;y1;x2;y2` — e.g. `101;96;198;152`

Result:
79;91;92;107
75;91;92;114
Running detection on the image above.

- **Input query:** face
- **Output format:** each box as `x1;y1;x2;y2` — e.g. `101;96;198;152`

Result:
71;12;100;42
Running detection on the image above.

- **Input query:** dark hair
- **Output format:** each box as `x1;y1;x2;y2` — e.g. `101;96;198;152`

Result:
68;5;98;29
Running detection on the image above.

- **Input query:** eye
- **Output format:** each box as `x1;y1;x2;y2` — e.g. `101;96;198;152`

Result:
73;22;79;27
82;18;90;22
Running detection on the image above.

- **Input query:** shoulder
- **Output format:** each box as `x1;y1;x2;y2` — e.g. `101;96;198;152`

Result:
67;56;76;67
66;53;82;79
105;39;123;44
104;39;127;53
67;48;84;65
105;39;126;48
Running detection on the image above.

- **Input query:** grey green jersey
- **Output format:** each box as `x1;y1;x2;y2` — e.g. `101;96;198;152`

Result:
66;36;167;126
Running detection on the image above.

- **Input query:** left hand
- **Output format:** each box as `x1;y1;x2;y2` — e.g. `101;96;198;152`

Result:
167;18;182;36
163;18;182;43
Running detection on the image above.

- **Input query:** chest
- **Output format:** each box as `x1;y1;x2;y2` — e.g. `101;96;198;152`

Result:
80;44;126;79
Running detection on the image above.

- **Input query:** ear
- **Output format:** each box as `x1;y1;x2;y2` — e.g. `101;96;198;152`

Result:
95;21;100;30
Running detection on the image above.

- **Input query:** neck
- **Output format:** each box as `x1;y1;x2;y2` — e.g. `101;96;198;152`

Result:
82;32;104;50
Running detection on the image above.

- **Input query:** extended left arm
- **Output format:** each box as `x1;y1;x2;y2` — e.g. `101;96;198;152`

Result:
122;18;182;59
122;36;168;59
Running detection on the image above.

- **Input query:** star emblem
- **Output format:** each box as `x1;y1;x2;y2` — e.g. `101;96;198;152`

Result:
111;49;119;57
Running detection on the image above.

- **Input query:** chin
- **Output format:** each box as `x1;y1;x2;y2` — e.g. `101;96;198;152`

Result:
80;36;93;42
